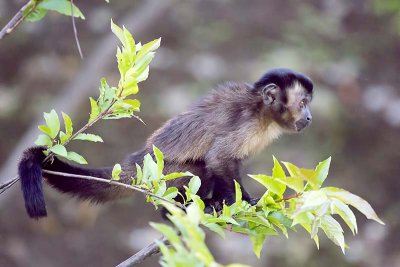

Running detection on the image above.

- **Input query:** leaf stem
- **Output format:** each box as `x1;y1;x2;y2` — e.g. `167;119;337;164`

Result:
277;192;302;203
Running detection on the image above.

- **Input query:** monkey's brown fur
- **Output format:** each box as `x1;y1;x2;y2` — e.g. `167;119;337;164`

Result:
19;68;313;218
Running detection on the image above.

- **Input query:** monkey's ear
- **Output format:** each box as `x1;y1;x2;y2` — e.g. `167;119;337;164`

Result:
262;83;279;105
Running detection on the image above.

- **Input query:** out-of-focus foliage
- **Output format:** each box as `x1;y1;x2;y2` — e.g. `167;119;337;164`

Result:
373;0;400;32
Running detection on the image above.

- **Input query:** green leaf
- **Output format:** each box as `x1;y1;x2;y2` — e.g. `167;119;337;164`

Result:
276;176;304;193
49;144;68;157
272;156;286;179
134;53;155;77
38;0;85;19
59;131;68;144
300;223;320;249
123;99;141;111
331;199;358;234
320;215;345;253
136;66;149;83
236;216;271;228
135;163;142;185
38;125;52;137
324;187;384;225
112;163;122;180
248;174;286;197
249;230;267;258
26;8;48;22
62;112;73;136
43;109;60;139
135;38;161;63
283;162;319;189
186;203;202;224
153;145;164;176
188;176;201;195
268;211;293;229
153;181;167;198
150;222;181;247
89;97;100;123
142;154;158;184
234;180;242;205
163;187;179;200
73;133;103;142
315;157;331;186
292;211;314;226
111;19;124;44
164;172;193;181
34;134;52;147
300;190;328;211
123;26;136;56
98;78;115;111
204;223;225;238
66;151;87;164
121;79;139;97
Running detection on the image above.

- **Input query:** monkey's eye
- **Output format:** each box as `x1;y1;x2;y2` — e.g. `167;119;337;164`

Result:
299;99;307;108
265;83;278;90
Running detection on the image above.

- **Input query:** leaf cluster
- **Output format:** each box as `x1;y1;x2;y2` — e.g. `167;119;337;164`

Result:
24;0;85;22
148;153;384;266
34;21;160;165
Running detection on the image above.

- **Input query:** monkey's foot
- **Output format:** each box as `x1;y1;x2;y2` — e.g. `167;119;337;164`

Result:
203;199;224;214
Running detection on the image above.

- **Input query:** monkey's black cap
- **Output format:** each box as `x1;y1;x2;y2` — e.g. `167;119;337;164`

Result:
254;68;313;95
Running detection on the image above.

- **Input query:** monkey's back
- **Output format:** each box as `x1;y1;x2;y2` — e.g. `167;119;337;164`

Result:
146;83;269;162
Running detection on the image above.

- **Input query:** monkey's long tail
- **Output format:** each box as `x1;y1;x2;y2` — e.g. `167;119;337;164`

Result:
18;147;132;219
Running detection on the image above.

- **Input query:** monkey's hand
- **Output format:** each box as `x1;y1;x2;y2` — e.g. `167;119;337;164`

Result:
203;199;224;214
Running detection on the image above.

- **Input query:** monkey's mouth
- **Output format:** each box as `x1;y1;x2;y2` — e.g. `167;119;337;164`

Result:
295;119;311;132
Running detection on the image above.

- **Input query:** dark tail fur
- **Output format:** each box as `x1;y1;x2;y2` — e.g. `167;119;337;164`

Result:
19;147;48;218
18;147;133;219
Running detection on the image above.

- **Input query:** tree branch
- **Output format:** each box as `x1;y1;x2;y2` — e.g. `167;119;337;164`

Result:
0;0;36;40
116;237;168;267
42;170;185;209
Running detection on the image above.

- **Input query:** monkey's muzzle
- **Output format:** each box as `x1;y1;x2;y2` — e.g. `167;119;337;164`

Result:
295;118;312;132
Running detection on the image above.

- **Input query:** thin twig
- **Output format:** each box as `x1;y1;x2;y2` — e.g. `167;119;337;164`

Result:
70;0;83;59
0;0;35;40
116;237;168;267
42;170;186;209
277;192;302;203
0;175;19;194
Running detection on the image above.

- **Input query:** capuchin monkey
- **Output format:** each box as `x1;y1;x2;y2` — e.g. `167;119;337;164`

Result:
19;68;313;219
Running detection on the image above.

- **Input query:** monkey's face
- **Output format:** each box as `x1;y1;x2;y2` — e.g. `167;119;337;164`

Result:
281;82;313;132
255;68;313;133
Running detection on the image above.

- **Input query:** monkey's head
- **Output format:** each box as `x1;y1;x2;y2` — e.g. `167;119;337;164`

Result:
254;68;313;132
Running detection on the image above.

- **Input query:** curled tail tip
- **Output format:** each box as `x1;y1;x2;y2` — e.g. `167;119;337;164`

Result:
19;146;48;219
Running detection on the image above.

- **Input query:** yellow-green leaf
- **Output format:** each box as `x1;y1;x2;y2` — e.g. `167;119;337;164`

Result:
50;144;67;157
248;174;286;197
112;163;122;180
73;133;103;142
324;187;384;225
66;151;87;164
43;109;60;139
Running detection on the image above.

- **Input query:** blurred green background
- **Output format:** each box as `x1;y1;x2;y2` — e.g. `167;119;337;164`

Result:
0;0;399;266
